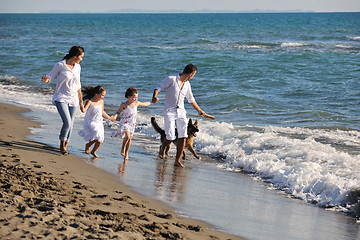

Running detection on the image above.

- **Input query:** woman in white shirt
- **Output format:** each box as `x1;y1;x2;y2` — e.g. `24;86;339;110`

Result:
41;46;85;155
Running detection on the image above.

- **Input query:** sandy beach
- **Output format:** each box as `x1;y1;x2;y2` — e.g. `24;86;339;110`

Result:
0;102;243;240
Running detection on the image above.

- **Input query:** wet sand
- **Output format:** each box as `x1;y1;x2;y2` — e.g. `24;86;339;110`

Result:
0;102;243;240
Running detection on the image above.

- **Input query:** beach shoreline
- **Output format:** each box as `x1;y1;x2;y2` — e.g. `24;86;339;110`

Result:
0;102;243;240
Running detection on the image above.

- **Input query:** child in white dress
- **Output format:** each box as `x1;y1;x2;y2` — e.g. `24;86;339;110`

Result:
79;85;115;157
111;87;152;160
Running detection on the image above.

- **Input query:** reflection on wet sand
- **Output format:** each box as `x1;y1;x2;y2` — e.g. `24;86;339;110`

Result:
155;159;189;202
118;158;128;176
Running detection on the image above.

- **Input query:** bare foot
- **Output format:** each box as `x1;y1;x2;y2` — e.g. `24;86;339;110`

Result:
60;149;68;155
120;146;126;157
175;161;185;168
91;151;99;158
124;153;129;161
85;143;91;154
60;141;68;155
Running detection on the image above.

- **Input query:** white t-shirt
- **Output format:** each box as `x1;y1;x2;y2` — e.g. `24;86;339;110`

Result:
47;59;81;106
155;74;195;119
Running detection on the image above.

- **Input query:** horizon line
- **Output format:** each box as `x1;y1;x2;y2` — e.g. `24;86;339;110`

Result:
1;9;359;14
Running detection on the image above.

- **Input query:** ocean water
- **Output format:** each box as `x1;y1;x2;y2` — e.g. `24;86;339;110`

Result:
1;13;360;239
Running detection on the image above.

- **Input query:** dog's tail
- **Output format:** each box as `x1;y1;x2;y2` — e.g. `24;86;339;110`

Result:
151;117;166;138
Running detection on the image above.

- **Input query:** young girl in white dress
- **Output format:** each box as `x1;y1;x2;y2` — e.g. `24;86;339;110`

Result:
111;87;152;160
79;85;115;158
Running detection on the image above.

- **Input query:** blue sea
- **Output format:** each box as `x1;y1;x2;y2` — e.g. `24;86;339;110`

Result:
1;13;360;239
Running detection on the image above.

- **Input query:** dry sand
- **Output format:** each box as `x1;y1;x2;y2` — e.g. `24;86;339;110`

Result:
0;102;243;240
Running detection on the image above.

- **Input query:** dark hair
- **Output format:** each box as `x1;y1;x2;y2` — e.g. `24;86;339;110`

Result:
63;46;85;60
182;64;197;74
125;87;138;98
82;85;105;100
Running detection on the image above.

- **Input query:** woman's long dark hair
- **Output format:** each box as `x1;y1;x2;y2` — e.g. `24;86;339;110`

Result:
82;85;105;100
63;46;85;60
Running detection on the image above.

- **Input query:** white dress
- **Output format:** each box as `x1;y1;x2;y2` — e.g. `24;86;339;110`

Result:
78;103;104;143
111;103;137;138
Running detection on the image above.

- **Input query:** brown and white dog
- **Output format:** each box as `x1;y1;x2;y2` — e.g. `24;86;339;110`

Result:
151;117;200;159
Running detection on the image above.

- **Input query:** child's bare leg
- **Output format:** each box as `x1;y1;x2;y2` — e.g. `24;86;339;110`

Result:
122;132;131;160
121;132;130;157
85;140;95;154
91;141;102;158
124;135;132;160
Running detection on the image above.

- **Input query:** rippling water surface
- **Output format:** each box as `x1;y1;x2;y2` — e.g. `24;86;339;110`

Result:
1;12;360;239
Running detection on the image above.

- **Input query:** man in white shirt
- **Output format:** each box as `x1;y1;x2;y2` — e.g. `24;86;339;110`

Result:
152;64;206;168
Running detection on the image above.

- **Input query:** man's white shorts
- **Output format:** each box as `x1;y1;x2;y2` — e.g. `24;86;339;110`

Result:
164;110;188;141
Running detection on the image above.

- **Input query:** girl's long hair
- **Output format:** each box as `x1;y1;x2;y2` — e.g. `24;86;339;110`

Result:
63;46;85;60
82;85;105;100
125;87;138;98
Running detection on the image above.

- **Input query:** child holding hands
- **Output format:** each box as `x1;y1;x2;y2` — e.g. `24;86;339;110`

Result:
78;85;115;158
111;87;152;160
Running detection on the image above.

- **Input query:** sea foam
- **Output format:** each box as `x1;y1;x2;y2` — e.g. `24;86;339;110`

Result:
138;114;360;216
2;71;360;217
